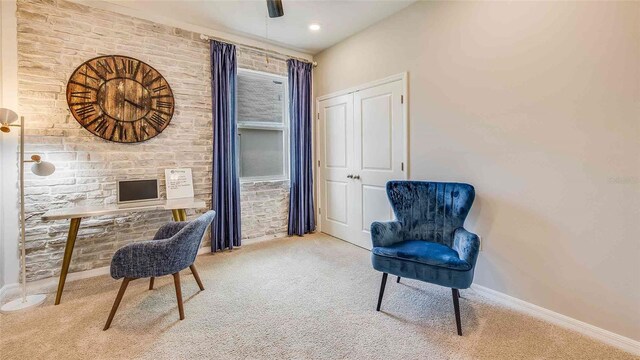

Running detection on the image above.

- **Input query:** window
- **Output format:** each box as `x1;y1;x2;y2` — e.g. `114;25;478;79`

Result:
237;69;289;181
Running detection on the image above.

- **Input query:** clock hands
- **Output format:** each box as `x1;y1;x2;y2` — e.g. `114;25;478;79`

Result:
124;98;145;110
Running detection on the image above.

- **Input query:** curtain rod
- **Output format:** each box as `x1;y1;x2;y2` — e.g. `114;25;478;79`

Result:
199;34;317;67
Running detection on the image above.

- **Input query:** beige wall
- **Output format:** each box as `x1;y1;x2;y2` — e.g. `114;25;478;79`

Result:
314;1;640;340
1;0;20;289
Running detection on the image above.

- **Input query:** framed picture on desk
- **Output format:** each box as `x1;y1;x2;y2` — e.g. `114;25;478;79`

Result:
165;168;194;200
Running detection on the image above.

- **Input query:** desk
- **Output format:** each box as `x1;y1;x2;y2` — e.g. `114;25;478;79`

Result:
42;198;206;305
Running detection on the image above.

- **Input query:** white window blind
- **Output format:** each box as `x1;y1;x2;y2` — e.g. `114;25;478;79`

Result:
237;69;289;181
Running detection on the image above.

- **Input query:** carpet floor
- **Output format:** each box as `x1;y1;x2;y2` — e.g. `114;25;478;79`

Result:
0;234;636;360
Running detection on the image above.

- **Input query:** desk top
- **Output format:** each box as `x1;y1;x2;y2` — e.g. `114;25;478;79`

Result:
42;198;207;221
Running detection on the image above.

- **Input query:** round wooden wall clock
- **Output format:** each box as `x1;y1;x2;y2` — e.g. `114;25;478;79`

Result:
66;55;174;143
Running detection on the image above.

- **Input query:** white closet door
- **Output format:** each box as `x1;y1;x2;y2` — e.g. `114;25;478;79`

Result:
318;94;355;241
352;80;405;249
317;77;406;249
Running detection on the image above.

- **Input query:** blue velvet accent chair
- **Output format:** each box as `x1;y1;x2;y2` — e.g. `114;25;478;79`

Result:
371;181;479;336
104;210;216;330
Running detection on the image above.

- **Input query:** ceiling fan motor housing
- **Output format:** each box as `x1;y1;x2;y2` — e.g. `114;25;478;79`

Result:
267;0;284;18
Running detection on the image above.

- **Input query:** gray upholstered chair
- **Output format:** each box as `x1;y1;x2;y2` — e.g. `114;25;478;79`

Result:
104;210;216;330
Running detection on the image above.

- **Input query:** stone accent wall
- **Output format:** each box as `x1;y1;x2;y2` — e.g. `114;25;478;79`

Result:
240;180;289;240
16;0;290;281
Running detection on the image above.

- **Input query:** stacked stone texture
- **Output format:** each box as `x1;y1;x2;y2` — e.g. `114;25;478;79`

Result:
16;0;290;281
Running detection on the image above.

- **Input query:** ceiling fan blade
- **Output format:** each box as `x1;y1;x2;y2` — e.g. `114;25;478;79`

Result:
266;0;284;18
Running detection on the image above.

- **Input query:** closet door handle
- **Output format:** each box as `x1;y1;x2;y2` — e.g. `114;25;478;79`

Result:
353;175;360;180
347;174;353;179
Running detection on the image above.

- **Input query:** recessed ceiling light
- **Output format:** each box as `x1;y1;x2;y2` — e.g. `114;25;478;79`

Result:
309;24;321;31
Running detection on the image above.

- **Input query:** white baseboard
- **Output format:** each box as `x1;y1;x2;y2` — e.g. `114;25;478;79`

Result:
242;232;289;245
470;284;640;356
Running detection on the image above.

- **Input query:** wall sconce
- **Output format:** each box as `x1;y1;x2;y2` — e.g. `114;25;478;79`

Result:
0;108;55;313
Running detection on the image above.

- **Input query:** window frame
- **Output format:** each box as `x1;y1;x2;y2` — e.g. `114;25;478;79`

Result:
236;68;290;182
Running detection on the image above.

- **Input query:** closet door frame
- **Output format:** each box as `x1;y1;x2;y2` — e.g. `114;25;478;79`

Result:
315;72;409;235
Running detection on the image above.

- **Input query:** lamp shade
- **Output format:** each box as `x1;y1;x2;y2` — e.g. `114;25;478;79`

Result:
0;108;18;123
31;161;55;176
0;108;18;133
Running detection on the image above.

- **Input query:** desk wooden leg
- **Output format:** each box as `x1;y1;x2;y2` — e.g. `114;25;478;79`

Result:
54;217;82;305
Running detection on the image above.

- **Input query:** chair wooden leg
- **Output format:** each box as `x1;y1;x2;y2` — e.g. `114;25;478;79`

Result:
452;288;462;336
104;278;131;331
149;277;154;290
376;273;388;311
173;272;185;320
190;264;205;291
396;276;401;283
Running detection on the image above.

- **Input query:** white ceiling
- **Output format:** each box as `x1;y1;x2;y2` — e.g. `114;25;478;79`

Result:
99;0;416;54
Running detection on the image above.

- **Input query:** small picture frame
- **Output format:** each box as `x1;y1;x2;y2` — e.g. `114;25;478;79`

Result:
165;168;194;200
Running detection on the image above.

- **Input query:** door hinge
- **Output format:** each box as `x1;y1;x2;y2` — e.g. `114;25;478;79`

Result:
317;113;319;120
319;208;321;214
318;160;320;167
401;162;404;171
401;95;404;104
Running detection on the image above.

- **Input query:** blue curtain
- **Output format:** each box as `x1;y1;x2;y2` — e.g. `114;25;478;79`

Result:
211;40;241;251
287;59;315;236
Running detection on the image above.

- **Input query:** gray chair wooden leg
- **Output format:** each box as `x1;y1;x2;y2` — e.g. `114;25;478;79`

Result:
173;272;185;320
396;276;401;283
149;277;154;290
190;264;204;291
104;278;132;331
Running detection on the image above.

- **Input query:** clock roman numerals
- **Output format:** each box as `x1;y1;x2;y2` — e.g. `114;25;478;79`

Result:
141;123;150;137
85;115;104;128
132;61;142;79
73;103;97;120
110;122;126;141
90;116;109;136
68;80;99;91
152;85;167;93
84;62;106;82
156;101;172;109
115;58;136;76
78;68;102;83
143;75;162;87
130;122;140;142
95;120;109;136
96;59;114;77
144;112;166;132
142;67;154;83
70;91;92;100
